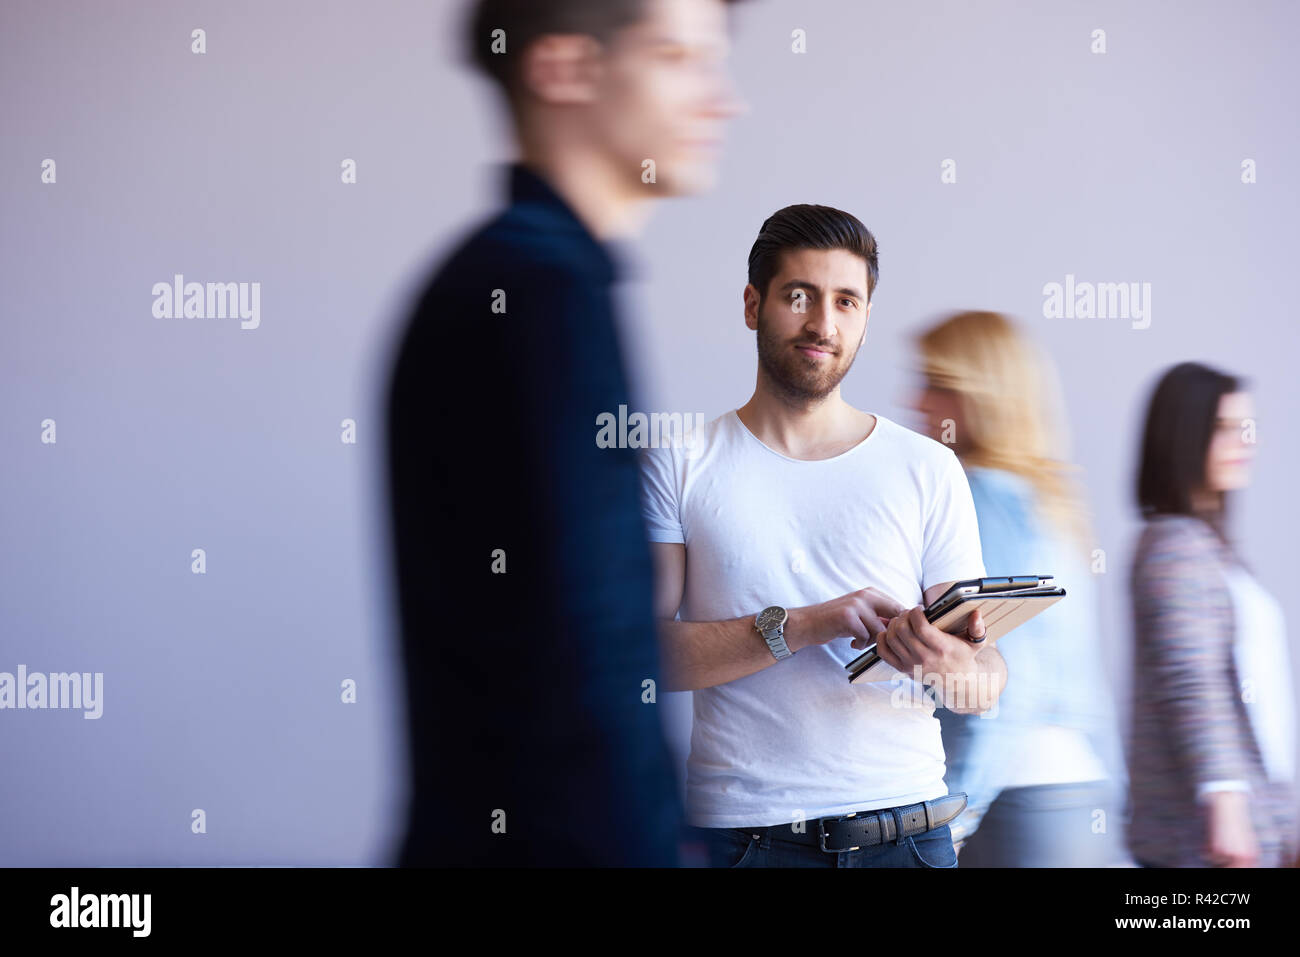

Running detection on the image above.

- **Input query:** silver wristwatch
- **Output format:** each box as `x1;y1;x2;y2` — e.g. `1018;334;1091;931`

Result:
755;605;792;660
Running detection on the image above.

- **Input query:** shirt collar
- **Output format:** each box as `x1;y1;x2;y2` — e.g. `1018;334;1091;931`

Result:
506;162;628;282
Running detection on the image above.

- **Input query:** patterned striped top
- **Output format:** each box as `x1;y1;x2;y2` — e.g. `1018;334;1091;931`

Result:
1126;514;1296;866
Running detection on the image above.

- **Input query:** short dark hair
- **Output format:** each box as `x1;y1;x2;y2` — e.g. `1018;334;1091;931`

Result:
747;204;880;304
465;0;744;104
1135;361;1244;527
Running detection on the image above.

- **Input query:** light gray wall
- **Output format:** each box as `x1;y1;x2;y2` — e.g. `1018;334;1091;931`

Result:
1;0;1296;864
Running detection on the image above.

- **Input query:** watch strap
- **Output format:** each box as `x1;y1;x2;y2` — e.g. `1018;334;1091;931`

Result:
757;611;793;660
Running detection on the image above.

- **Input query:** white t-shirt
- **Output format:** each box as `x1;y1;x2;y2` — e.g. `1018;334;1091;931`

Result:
639;409;987;827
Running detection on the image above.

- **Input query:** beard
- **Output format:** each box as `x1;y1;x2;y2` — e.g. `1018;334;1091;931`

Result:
755;305;862;404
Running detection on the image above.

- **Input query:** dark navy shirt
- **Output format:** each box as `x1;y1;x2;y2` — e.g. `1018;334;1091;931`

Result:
385;162;684;865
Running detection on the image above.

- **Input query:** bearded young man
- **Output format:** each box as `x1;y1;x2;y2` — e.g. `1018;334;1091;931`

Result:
638;204;1005;868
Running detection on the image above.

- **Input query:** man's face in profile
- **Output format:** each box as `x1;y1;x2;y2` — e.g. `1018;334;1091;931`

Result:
592;0;740;195
749;247;872;403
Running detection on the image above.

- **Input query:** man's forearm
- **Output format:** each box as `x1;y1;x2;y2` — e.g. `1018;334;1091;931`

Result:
657;617;775;691
657;607;818;692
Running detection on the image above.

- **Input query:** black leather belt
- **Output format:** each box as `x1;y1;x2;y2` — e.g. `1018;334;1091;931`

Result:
728;793;968;853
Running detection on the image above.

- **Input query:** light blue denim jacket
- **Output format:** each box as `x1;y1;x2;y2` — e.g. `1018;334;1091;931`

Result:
937;466;1126;832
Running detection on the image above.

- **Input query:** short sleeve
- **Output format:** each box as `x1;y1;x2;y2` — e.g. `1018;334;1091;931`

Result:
637;444;684;544
921;449;987;591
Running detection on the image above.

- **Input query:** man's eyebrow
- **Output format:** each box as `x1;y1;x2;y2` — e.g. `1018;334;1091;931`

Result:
646;34;700;49
645;34;727;54
777;279;865;301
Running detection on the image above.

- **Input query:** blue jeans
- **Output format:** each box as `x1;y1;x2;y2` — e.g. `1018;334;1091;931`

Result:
696;822;959;868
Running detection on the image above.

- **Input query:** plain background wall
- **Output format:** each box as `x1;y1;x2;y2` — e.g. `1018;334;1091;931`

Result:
1;0;1296;864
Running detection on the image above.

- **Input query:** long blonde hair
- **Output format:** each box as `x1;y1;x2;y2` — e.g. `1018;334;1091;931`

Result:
916;311;1093;553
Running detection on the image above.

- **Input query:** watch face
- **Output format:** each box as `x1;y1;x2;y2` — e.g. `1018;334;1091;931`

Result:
756;606;787;631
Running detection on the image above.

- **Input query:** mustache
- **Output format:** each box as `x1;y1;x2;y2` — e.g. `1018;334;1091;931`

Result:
792;338;840;354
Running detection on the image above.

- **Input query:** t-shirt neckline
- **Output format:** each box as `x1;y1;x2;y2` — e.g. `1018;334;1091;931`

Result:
729;409;883;464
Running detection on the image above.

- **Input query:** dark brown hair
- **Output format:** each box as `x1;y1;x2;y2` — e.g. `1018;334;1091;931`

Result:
465;0;744;104
1135;361;1245;541
747;204;879;304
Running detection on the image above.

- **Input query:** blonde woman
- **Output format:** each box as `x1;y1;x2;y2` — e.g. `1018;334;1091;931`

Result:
911;311;1125;867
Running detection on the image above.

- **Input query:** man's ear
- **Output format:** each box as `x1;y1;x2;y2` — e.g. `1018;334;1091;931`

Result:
521;34;604;106
743;284;760;331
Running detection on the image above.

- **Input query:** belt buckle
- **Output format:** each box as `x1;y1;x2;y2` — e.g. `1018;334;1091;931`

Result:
817;812;862;853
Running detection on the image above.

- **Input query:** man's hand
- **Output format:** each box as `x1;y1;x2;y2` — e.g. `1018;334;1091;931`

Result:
871;606;1003;714
1204;791;1260;867
784;587;908;654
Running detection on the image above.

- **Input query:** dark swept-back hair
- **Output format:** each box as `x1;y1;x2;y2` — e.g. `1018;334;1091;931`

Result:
465;0;745;105
747;204;880;305
1135;361;1245;537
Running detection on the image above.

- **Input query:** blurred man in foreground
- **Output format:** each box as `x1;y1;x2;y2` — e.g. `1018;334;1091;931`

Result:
385;0;743;866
